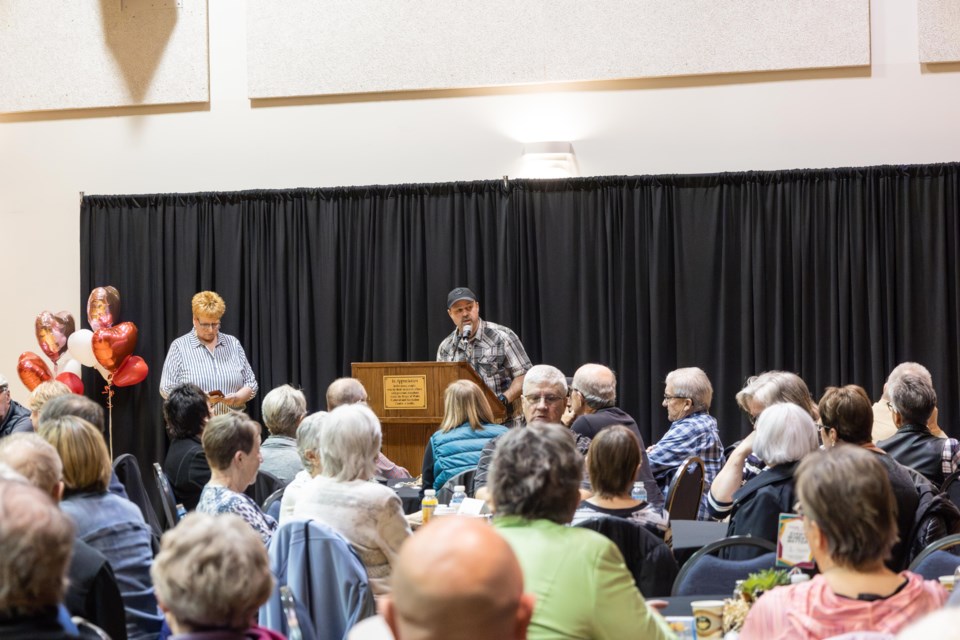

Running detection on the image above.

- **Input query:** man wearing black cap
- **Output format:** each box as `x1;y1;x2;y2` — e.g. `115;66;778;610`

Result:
437;287;532;427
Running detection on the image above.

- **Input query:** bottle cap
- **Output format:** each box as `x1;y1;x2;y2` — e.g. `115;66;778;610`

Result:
454;485;466;492
424;489;436;496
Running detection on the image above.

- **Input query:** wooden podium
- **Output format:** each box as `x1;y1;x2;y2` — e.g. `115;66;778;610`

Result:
351;361;506;474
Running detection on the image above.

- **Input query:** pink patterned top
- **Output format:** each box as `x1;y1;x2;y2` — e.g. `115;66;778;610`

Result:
740;572;947;640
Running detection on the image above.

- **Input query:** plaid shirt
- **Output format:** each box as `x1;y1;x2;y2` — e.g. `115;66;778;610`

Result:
647;411;724;520
436;318;532;398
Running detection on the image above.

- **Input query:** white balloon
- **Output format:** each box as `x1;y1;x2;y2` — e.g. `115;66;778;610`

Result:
60;356;82;378
68;329;97;368
95;362;111;381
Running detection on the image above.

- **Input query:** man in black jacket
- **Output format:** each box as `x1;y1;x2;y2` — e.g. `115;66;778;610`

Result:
0;374;33;438
564;363;664;508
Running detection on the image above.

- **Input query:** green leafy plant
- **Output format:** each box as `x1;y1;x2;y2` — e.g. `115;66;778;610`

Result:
739;568;790;602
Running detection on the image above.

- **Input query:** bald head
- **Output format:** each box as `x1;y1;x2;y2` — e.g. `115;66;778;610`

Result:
325;378;368;411
572;363;617;410
384;518;534;640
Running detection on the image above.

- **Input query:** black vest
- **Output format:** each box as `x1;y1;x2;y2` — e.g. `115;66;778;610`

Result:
878;424;948;487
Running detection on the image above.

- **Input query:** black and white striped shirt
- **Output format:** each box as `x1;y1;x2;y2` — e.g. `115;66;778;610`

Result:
160;329;258;415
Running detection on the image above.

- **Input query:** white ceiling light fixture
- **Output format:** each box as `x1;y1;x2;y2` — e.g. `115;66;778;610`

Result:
515;141;580;179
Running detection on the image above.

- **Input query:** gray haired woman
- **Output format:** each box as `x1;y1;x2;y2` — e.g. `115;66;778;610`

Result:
293;403;411;595
490;422;673;640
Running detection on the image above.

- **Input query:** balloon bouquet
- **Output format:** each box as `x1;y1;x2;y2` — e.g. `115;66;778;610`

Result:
17;286;149;457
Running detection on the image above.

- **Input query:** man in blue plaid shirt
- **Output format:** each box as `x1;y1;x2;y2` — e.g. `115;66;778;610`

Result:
646;367;724;520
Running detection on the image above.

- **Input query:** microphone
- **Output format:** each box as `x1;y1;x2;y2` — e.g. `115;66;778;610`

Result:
461;323;472;340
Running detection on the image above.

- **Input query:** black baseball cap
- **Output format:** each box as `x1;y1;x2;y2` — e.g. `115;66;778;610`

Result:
447;287;478;308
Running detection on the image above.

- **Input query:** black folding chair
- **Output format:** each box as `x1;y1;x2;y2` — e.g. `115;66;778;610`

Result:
152;462;180;531
672;535;778;596
665;456;705;521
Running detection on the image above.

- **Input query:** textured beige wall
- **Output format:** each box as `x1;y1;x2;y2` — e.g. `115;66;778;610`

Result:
0;0;208;113
248;0;870;98
0;0;958;404
919;0;960;63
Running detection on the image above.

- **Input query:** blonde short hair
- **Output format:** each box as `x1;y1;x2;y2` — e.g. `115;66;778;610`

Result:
38;416;111;493
29;380;72;413
0;433;63;496
262;385;307;437
151;512;274;632
191;291;226;319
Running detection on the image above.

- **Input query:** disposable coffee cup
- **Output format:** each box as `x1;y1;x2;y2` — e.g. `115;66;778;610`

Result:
690;599;724;639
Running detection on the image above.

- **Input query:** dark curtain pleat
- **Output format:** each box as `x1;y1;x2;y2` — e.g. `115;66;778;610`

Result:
80;164;960;471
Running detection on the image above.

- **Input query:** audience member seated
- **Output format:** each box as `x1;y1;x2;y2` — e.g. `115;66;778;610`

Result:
819;385;919;571
422;380;507;492
39;415;162;639
646;366;723;518
878;373;959;487
570;425;670;546
326;377;411;480
350;517;535;640
278;411;327;525
162;383;212;511
564;363;664;507
0;433;127;640
0;372;33;437
294;404;411;596
197;412;278;544
151;512;283;640
39;394;128;497
28;380;72;428
0;478;77;639
710;370;818;508
872;362;946;443
709;403;818;558
259;384;307;484
490;422;673;640
474;364;568;503
741;445;947;639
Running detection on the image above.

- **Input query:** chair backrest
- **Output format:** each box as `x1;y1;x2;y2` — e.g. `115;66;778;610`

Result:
943;470;960;509
437;467;477;504
260;518;376;640
907;533;960;579
666;456;705;521
672;535;778;596
905;468;960;564
247;469;286;507
152;462;180;531
263;487;286;521
574;516;679;598
114;453;164;539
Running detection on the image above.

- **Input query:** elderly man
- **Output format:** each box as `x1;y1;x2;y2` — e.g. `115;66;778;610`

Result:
326;377;411;479
0;433;127;640
878;373;959;486
349;517;535;640
566;363;663;508
473;364;568;503
873;362;946;443
260;384;307;484
646;366;723;519
437;287;532;427
0;478;78;637
0;374;32;437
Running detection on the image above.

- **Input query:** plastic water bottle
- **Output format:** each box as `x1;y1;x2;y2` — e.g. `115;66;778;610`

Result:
631;481;647;503
422;489;438;523
175;503;187;522
450;485;467;508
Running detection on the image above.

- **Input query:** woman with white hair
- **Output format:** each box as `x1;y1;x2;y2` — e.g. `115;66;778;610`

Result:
259;384;307;484
717;403;819;559
293;404;411;595
278;410;327;525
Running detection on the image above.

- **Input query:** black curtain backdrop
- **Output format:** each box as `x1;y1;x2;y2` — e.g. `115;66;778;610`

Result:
80;163;960;471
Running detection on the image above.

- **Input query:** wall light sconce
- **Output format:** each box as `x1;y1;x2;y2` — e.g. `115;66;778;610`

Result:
515;141;580;179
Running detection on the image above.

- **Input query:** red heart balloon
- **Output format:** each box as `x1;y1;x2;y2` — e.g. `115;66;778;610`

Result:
112;356;149;388
17;351;52;391
55;371;84;395
92;322;138;373
35;310;76;364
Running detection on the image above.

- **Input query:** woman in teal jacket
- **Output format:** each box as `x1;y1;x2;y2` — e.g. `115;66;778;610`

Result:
422;380;508;492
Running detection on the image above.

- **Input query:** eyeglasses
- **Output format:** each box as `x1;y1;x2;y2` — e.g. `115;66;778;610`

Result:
886;401;897;413
663;394;689;401
523;394;565;405
197;321;221;330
